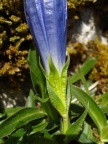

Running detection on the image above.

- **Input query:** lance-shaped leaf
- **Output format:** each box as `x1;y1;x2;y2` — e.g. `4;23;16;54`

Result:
65;109;87;143
71;85;107;132
46;57;70;116
24;0;67;73
0;108;46;138
70;57;97;84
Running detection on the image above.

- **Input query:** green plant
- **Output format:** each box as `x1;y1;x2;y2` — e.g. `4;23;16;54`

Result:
0;0;108;144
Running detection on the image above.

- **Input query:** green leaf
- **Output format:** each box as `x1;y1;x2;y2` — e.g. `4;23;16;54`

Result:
96;92;108;106
65;109;87;143
70;57;97;84
25;89;36;108
78;122;98;143
28;47;46;97
66;79;71;112
44;130;53;140
0;138;3;144
0;109;6;120
32;121;48;134
47;57;69;116
28;48;59;122
0;108;46;138
71;85;107;132
77;68;89;94
5;107;23;117
4;128;25;144
100;105;108;113
101;124;108;142
35;96;49;103
47;81;66;116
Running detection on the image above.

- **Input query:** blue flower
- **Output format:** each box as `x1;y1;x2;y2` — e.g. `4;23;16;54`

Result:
24;0;67;73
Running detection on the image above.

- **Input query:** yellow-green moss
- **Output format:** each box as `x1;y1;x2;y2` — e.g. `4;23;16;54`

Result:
67;0;95;9
0;0;32;76
0;31;7;49
67;38;108;92
88;39;108;80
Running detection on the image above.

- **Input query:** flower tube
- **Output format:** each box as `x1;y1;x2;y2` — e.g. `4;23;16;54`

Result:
24;0;67;73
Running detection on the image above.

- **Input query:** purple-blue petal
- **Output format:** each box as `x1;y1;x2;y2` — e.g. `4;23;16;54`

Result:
43;0;67;72
24;0;67;72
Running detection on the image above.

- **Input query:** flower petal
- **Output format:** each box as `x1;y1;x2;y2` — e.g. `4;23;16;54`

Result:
43;0;67;72
24;0;49;70
24;0;67;72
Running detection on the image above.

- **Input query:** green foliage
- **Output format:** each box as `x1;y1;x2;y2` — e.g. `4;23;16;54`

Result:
0;108;46;138
70;57;97;84
1;49;108;144
65;109;87;143
47;57;69;117
1;1;108;144
71;85;107;132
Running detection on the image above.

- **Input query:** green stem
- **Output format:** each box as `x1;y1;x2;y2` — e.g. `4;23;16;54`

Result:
62;113;69;134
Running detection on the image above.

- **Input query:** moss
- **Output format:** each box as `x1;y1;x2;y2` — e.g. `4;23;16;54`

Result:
16;23;29;33
0;31;7;49
0;0;32;77
87;39;108;92
0;0;97;77
87;39;108;80
67;38;108;92
9;15;21;23
67;0;95;9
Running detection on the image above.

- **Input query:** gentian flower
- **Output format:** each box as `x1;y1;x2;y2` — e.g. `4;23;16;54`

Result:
24;0;67;73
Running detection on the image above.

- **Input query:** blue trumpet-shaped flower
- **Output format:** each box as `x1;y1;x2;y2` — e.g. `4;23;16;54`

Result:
24;0;67;73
